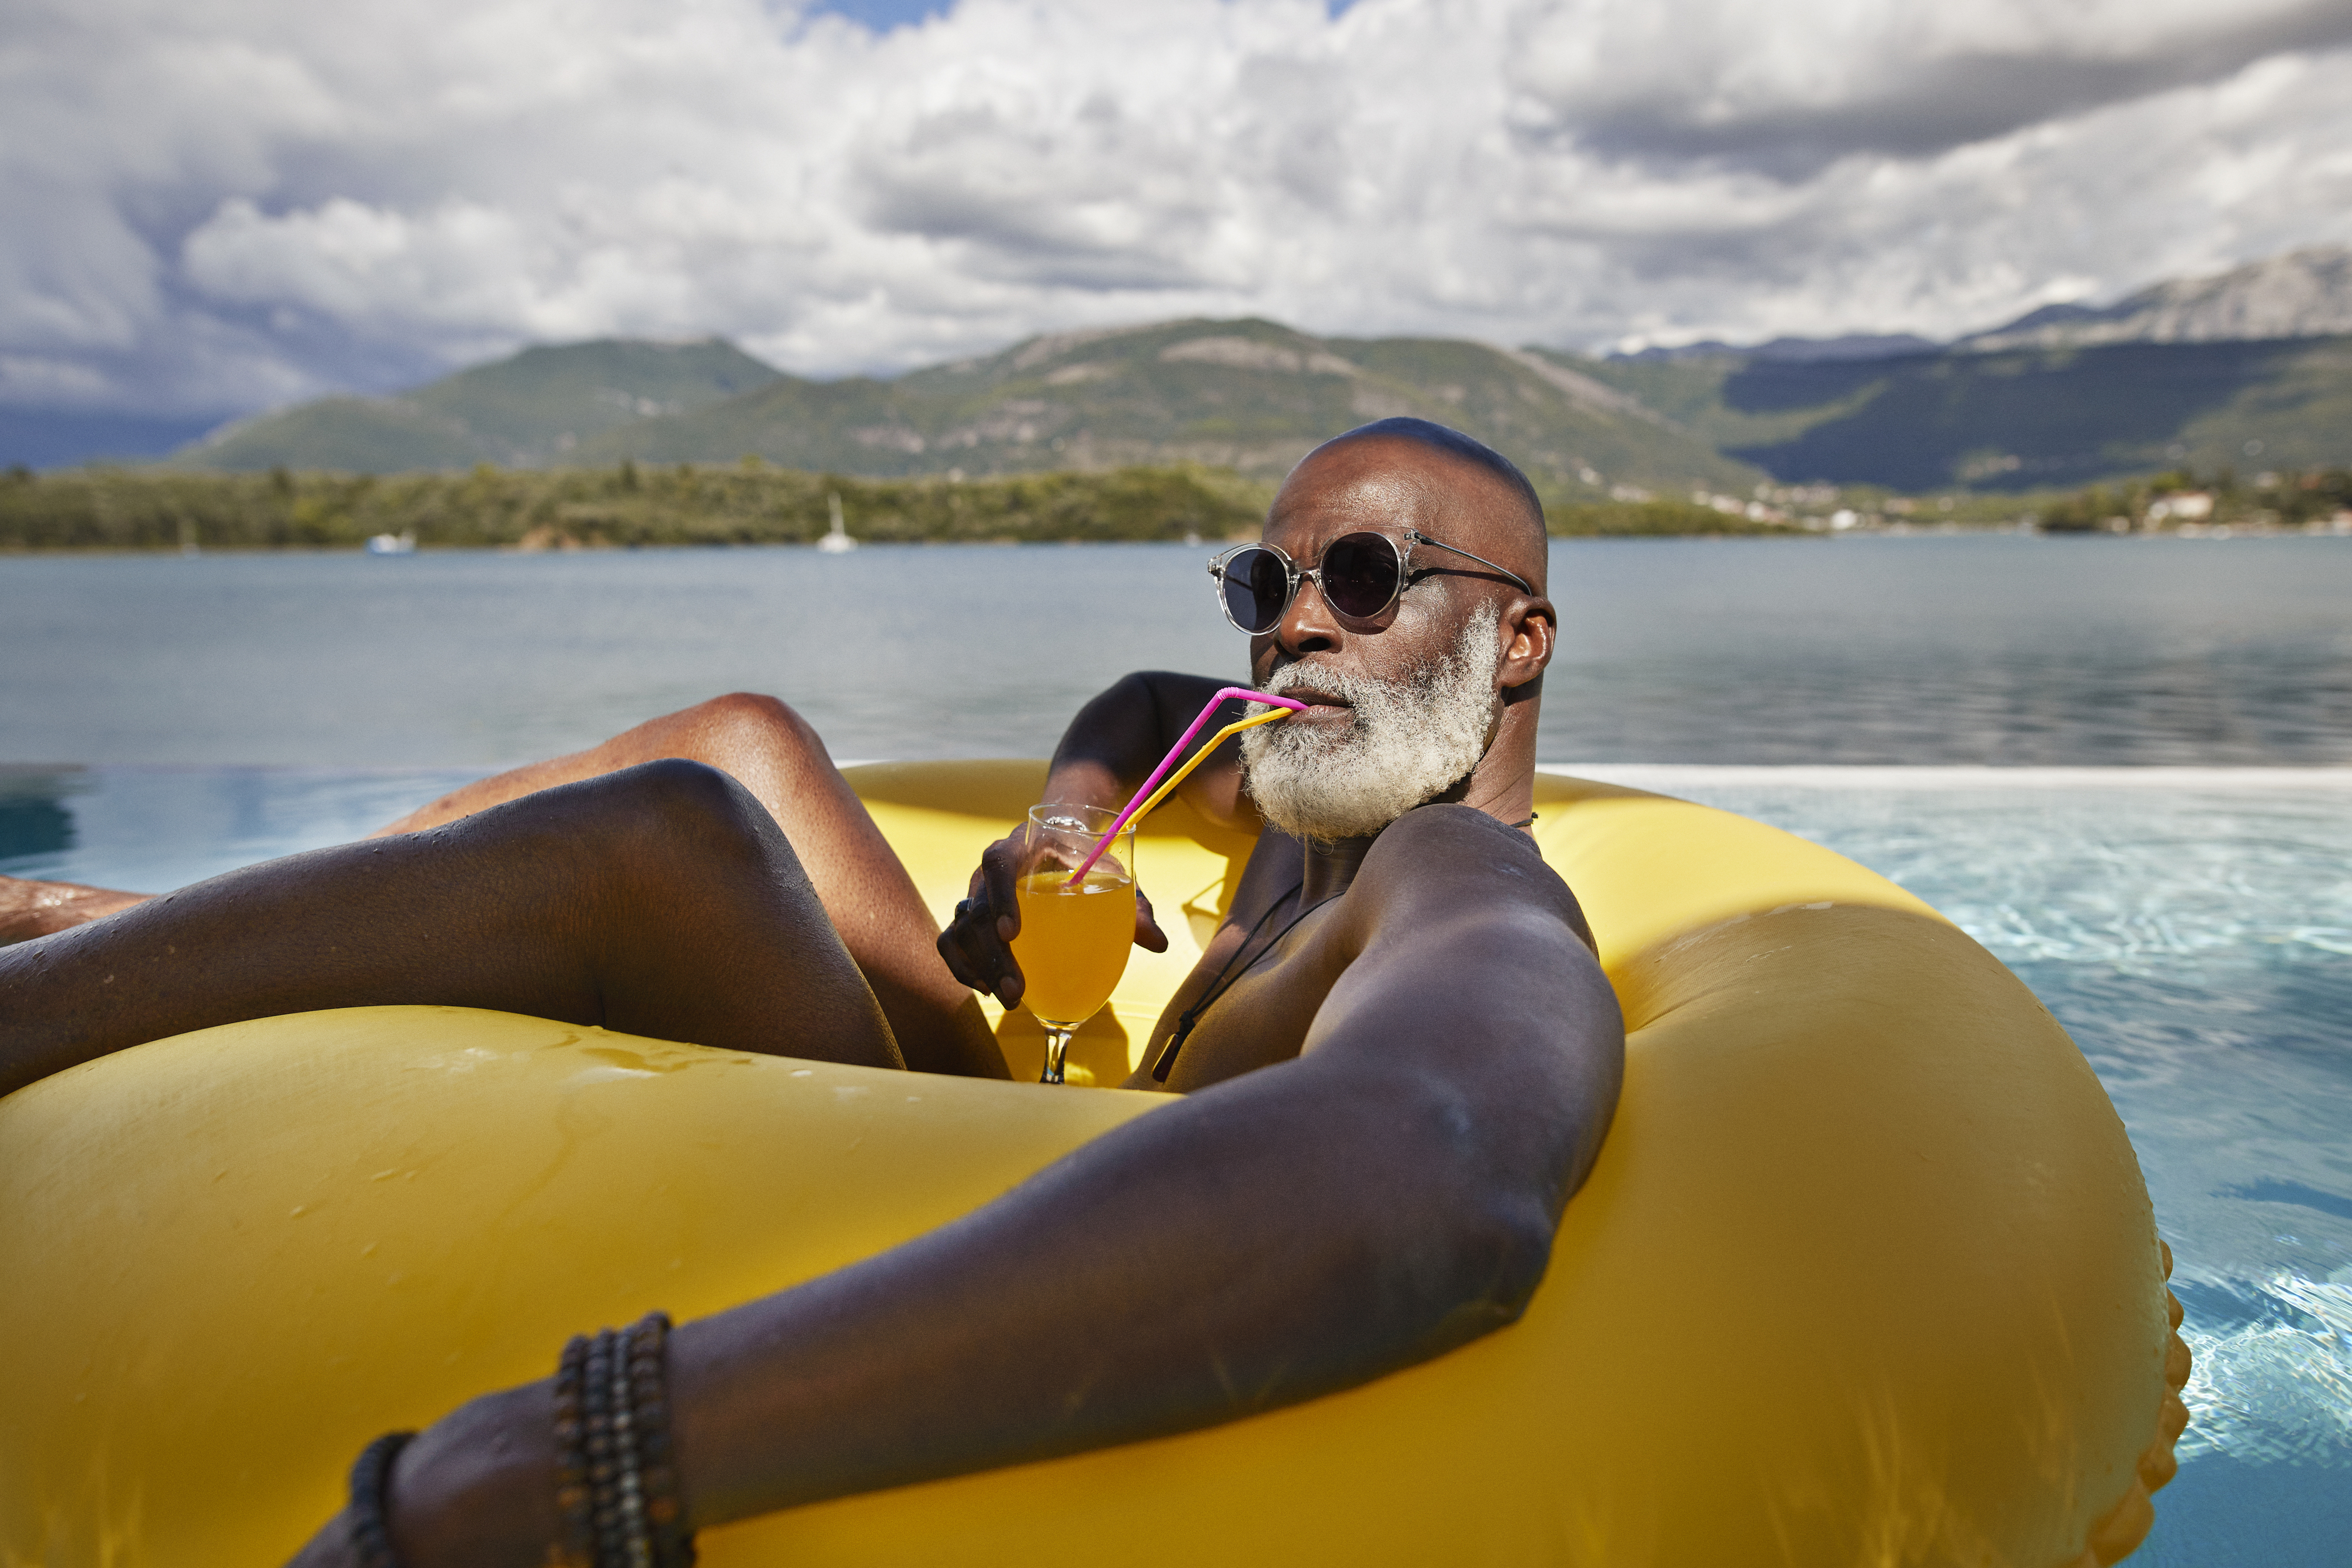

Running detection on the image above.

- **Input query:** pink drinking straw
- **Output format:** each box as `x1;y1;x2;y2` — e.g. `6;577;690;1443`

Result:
1064;687;1306;885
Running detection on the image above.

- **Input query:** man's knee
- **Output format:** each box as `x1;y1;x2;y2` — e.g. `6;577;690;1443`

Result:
426;761;780;898
687;692;826;765
604;757;776;845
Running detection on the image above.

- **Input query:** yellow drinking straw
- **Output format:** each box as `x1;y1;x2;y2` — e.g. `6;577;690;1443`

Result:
1118;708;1293;826
1064;686;1305;885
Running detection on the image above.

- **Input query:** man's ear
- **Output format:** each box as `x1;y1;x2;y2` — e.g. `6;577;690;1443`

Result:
1496;596;1555;690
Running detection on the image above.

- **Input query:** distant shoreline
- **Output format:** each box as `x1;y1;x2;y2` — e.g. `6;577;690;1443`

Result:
6;460;2342;553
0;460;1811;551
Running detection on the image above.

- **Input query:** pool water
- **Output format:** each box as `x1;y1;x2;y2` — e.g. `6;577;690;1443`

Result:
1585;767;2352;1568
6;761;2347;1563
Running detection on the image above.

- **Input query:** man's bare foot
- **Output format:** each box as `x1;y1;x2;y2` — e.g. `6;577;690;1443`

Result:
0;875;151;945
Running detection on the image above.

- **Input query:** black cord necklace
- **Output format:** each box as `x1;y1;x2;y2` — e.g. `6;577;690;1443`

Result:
1149;882;1338;1082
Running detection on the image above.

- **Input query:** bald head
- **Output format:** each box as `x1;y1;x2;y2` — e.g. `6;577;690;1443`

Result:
1287;419;1550;594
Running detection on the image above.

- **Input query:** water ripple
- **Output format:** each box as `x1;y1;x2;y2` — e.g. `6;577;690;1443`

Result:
2178;1273;2352;1467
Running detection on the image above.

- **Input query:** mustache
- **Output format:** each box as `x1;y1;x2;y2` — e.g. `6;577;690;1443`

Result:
1254;660;1379;708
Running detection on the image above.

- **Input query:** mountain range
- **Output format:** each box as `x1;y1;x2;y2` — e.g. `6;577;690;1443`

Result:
1955;246;2352;353
168;245;2352;494
1575;335;2352;492
182;338;784;472
1555;246;2352;490
182;319;1760;498
1616;246;2352;363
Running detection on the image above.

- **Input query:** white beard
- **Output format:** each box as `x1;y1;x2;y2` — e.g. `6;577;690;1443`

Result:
1240;603;1503;842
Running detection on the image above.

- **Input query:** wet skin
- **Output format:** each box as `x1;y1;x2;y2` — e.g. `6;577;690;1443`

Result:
0;431;1623;1567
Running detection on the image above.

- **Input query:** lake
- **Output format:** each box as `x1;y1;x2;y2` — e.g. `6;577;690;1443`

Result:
3;535;2348;767
4;535;2350;1563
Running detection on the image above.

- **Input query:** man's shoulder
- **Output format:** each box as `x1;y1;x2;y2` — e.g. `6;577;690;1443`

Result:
1351;804;1576;920
1366;800;1545;858
1322;804;1600;985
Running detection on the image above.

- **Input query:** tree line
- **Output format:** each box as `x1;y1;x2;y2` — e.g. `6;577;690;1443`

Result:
1;459;1809;552
0;462;1267;551
2037;466;2352;531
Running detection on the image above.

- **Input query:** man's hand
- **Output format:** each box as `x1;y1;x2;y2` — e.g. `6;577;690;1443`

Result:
284;1512;358;1568
282;1386;564;1567
933;670;1242;1008
936;822;1168;1008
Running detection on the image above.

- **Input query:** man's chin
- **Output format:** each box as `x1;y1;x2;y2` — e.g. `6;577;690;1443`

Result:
1245;761;1425;842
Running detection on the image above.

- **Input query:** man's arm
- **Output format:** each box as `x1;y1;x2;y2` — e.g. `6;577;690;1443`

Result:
1027;670;1265;834
347;806;1623;1563
938;670;1267;1007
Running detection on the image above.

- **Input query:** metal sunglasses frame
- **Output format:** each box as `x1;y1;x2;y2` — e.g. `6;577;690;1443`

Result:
1205;527;1535;634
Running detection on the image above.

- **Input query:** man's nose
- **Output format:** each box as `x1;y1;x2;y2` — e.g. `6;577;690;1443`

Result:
1272;571;1341;654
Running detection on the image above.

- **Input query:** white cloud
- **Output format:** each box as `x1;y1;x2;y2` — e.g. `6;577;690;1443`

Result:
5;0;2352;418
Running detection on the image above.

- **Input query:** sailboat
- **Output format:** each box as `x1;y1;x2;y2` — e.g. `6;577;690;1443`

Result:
817;493;857;554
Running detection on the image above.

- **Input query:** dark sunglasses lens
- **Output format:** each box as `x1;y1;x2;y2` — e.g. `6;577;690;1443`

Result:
1222;547;1289;632
1319;533;1401;618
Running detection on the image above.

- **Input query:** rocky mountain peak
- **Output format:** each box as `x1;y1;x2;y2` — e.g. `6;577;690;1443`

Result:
1962;245;2352;351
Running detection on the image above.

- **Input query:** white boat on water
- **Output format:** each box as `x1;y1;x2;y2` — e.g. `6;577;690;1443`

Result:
817;492;857;554
366;531;417;556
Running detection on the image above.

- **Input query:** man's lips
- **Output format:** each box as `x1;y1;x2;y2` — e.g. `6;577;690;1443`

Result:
1279;690;1354;721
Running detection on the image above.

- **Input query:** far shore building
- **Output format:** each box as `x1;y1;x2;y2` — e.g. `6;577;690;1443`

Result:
2144;491;2214;527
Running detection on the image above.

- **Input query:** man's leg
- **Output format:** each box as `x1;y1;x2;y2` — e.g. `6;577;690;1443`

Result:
0;695;1004;1077
372;694;1002;1076
0;761;906;1101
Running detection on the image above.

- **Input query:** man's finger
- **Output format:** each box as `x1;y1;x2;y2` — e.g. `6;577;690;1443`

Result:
981;836;1021;940
1134;887;1171;954
941;888;1030;1005
937;917;988;991
971;915;1024;1007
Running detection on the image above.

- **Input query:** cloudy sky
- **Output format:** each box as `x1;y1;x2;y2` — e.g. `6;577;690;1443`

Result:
9;0;2352;457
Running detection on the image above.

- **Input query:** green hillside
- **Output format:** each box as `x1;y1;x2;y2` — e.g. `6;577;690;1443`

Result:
179;339;782;473
173;396;489;474
574;317;1763;497
1;463;1265;552
1560;337;2352;492
2;457;1814;551
164;315;2352;498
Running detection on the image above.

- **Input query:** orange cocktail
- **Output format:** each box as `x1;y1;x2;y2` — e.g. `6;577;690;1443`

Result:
1010;804;1137;1084
1013;868;1135;1027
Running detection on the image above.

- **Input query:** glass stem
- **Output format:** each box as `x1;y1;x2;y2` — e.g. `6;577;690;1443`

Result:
1041;1027;1074;1085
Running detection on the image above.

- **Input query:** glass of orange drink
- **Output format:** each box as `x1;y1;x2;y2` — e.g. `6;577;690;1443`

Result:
1010;804;1137;1084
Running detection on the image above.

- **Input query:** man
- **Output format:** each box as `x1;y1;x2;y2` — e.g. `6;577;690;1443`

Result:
0;419;1623;1564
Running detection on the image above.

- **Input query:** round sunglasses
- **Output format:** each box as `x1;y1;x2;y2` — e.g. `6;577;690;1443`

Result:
1206;528;1534;635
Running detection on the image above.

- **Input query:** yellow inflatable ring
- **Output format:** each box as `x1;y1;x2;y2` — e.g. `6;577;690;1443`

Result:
1;763;2189;1567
